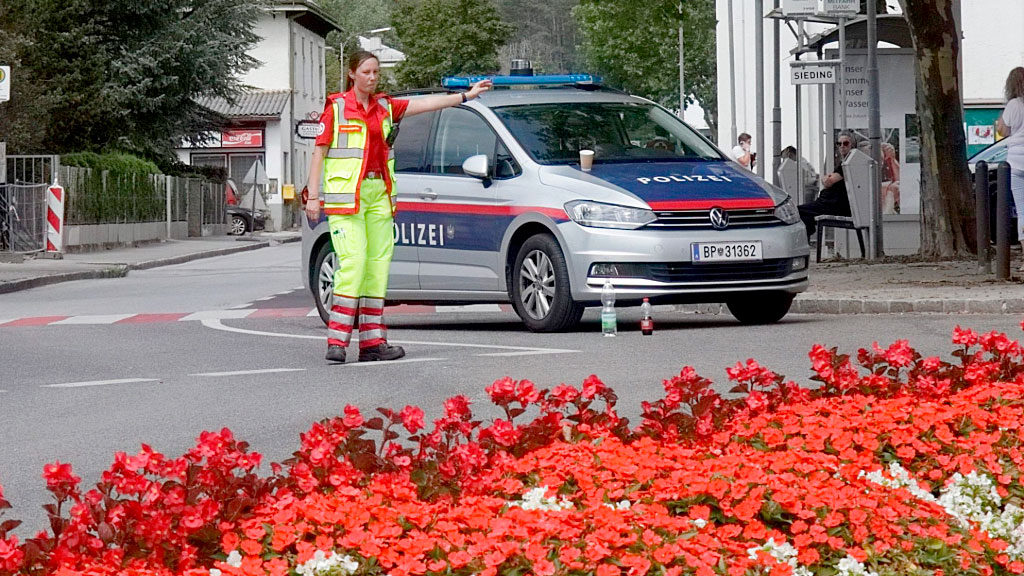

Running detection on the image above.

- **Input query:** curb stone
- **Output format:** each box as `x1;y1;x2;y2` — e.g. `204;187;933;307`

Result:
0;266;128;295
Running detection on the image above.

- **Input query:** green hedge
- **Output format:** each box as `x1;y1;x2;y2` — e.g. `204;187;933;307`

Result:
62;152;166;225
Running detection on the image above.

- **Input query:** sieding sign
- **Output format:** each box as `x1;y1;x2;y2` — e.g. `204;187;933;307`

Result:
791;65;837;85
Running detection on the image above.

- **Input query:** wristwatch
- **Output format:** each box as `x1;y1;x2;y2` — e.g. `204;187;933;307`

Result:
461;93;468;103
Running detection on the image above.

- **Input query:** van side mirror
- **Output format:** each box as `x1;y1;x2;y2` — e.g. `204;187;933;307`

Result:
462;154;491;187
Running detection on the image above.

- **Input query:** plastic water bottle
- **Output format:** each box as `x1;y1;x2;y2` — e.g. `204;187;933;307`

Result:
640;297;654;335
601;280;617;337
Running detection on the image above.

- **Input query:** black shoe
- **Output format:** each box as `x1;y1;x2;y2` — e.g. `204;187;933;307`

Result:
325;345;347;364
358;343;405;362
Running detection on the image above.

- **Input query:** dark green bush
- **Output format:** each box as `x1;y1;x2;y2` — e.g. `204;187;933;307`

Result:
62;152;165;225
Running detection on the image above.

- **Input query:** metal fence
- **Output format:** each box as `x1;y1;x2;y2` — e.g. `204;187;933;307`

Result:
0;183;47;253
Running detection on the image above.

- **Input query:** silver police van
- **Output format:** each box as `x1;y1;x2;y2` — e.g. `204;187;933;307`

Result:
301;74;809;332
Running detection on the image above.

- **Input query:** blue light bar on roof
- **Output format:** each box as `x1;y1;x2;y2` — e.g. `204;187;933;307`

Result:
441;74;602;88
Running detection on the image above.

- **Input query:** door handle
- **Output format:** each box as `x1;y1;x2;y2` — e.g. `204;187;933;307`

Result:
420;189;437;201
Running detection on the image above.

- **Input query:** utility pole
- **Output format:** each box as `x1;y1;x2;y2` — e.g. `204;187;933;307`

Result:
728;0;738;145
679;2;686;119
755;0;765;178
867;0;883;257
771;0;781;186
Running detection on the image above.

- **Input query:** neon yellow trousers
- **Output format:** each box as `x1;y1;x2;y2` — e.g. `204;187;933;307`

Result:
326;179;393;349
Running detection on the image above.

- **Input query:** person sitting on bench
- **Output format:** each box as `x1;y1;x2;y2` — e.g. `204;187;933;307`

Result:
798;169;850;240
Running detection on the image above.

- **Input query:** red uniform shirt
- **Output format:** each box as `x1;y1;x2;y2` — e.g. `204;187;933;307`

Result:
315;90;409;174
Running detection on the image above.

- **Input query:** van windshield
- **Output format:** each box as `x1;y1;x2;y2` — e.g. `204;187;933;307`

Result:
492;102;723;165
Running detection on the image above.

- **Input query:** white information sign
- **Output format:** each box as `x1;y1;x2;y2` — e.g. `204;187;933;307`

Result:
792;65;837;84
782;0;817;15
0;66;10;102
818;0;859;15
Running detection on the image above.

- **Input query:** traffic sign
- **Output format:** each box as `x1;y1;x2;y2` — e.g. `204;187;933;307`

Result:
791;65;837;84
817;0;859;15
782;0;816;15
0;66;10;102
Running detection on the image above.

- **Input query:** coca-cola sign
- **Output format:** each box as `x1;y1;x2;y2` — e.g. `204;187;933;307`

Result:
221;129;263;148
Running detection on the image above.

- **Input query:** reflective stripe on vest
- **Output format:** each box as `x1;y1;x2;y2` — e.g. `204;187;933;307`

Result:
322;97;397;215
326;148;365;159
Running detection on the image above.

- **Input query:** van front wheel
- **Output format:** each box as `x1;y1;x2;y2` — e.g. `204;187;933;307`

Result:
511;234;584;332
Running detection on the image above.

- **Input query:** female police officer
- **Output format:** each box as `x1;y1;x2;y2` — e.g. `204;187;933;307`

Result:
305;51;492;363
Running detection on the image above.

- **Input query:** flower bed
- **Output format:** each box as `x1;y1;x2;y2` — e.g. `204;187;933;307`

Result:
2;322;1024;576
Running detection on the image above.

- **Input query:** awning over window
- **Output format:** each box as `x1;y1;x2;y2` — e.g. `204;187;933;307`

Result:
197;90;291;119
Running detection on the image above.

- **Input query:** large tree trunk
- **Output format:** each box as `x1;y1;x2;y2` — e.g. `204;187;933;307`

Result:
899;0;975;258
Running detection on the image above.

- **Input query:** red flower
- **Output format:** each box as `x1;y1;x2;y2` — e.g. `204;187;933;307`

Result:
343;405;363;428
399;405;425;434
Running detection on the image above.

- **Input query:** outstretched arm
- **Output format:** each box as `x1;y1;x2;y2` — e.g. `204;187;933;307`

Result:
404;79;493;117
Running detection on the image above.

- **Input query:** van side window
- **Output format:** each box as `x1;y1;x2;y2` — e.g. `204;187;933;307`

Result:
393;111;435;173
433;107;498;175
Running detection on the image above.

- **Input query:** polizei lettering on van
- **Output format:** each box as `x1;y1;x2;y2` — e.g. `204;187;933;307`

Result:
394;222;448;246
636;175;734;185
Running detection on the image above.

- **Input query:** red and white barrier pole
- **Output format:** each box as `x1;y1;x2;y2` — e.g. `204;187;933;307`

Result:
46;181;64;254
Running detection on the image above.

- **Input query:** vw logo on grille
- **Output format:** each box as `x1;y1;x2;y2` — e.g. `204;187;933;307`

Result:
709;207;729;230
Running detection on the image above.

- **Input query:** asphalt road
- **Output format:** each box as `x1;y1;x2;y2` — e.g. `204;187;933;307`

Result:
1;243;1021;535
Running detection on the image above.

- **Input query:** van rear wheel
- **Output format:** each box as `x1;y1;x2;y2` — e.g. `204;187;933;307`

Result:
511;234;584;332
726;292;795;325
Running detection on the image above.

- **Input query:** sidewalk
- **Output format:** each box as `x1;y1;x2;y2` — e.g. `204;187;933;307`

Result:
0;235;1022;314
0;231;302;295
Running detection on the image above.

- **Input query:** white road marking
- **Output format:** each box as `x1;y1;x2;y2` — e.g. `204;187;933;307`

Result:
307;309;321;317
275;290;294;295
200;320;579;356
254;297;275;301
43;378;159;389
181;310;255;321
477;350;578;357
51;314;135;325
343;357;445;367
192;368;307;377
202;319;322;338
228;303;253;309
435;304;503;313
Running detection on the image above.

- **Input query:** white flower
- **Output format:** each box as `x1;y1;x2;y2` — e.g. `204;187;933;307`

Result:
209;570;222;576
295;550;360;576
226;550;243;568
691;517;707;529
836;555;879;576
509;486;573;512
745;538;813;576
602;500;631;511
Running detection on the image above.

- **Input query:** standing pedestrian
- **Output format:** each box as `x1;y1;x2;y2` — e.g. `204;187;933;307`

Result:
731;133;753;170
996;66;1024;270
305;51;492;363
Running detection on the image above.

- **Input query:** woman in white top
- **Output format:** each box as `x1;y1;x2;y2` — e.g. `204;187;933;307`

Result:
996;66;1024;266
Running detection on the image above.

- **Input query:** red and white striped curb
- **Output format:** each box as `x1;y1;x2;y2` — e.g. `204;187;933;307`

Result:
0;304;516;327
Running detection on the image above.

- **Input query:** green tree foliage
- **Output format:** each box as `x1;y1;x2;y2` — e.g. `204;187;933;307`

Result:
0;0;262;159
319;0;393;94
391;0;513;88
493;0;580;74
574;0;717;135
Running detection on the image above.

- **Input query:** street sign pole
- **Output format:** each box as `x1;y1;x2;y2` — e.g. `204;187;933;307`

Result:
867;0;883;257
839;16;847;130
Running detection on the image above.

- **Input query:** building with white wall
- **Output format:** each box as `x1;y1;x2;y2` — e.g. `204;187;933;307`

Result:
175;1;340;230
716;1;1023;254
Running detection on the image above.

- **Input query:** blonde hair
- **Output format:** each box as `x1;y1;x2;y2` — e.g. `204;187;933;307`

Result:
1005;67;1024;101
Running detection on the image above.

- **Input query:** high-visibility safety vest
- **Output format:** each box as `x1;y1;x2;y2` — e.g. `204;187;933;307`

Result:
322;97;397;216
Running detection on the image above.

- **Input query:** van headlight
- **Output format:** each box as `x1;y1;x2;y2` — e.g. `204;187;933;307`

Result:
564;200;657;229
774;196;800;225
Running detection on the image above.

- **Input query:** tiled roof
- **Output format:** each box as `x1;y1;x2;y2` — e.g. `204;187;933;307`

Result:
197;90;292;119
